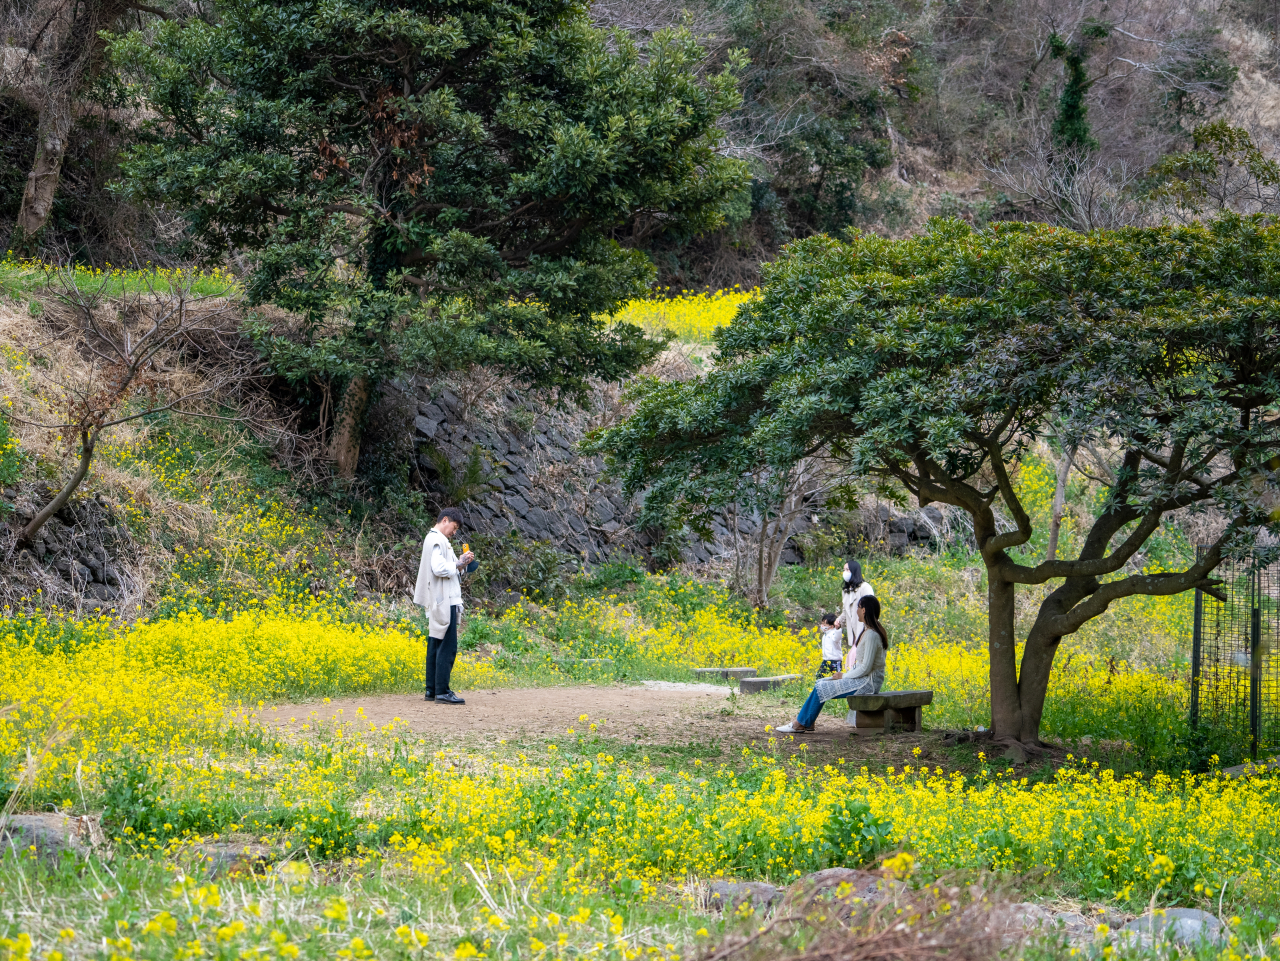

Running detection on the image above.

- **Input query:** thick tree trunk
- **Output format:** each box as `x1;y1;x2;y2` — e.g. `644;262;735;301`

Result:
1015;628;1062;743
18;429;95;546
12;88;73;249
987;573;1024;741
327;375;371;479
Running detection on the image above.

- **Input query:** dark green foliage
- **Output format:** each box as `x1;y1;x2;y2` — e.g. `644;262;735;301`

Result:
100;754;166;842
1148;121;1280;215
466;530;570;602
821;797;893;866
775;122;893;234
573;559;646;595
420;443;497;509
111;0;748;406
716;0;894;240
590;216;1280;743
0;410;22;501
1049;23;1108;152
459;614;531;654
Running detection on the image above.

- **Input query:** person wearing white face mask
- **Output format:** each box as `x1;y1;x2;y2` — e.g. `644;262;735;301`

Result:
776;593;888;734
834;558;875;653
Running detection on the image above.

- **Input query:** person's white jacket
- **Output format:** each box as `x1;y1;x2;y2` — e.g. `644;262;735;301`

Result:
413;529;462;639
837;581;876;649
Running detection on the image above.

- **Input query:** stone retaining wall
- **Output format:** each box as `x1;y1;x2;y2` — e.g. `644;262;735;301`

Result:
409;380;652;563
0;486;138;611
405;377;946;565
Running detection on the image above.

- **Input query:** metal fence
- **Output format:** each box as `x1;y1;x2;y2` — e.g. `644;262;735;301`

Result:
1191;546;1280;760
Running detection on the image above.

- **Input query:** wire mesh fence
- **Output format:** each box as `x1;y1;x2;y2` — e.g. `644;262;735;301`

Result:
1191;546;1280;761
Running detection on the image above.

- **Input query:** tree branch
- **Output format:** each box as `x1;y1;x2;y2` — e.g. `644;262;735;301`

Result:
1040;525;1238;636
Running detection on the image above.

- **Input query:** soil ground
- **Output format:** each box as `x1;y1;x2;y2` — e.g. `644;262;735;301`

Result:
264;681;955;772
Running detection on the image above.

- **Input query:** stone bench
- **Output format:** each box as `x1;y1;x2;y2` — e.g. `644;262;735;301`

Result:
844;689;933;733
740;674;802;694
692;667;758;681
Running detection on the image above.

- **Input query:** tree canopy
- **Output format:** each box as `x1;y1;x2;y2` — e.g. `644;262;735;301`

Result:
111;0;748;474
590;216;1280;753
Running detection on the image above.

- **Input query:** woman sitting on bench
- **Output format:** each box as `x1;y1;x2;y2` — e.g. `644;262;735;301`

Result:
776;595;888;734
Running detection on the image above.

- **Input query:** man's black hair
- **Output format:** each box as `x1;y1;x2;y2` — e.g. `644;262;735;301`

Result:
437;507;465;526
821;611;837;625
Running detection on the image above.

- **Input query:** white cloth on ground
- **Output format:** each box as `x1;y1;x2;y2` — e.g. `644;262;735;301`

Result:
814;629;886;702
820;626;844;661
412;528;462;639
836;582;876;650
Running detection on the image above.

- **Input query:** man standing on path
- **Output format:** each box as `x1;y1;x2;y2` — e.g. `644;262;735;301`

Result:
414;507;475;705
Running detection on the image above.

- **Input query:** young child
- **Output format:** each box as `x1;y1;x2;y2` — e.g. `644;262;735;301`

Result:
816;612;843;679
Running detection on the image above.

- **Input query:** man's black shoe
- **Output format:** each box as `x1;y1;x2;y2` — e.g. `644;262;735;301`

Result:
435;692;465;705
424;692;434;701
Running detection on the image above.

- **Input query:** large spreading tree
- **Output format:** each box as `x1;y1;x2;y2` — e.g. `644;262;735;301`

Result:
110;0;747;475
590;216;1280;756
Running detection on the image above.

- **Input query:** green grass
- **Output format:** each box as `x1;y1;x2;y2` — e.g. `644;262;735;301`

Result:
0;256;239;299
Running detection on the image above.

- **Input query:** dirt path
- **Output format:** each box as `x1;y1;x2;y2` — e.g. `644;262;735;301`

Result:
269;682;736;738
263;682;934;768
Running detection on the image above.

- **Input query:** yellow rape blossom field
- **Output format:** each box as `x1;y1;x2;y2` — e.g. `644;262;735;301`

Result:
1;291;1278;959
0;255;238;299
607;288;756;343
2;565;1277;959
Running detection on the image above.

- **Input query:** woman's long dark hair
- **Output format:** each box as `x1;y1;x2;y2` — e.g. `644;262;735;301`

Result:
843;558;864;594
858;595;889;650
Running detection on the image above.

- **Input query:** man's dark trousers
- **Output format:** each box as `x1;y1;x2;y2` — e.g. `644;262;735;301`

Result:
426;605;459;698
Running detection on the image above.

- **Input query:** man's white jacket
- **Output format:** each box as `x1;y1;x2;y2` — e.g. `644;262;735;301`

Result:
413;529;462;639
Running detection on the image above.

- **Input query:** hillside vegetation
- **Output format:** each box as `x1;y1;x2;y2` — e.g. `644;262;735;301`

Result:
6;0;1280;282
2;1;1280;959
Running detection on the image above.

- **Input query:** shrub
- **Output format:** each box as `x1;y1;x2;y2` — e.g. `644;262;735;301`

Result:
467;531;571;603
100;753;166;843
0;408;21;500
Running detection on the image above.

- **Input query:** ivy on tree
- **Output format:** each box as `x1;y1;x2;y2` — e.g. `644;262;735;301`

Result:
111;0;748;476
590;216;1280;755
1049;21;1109;152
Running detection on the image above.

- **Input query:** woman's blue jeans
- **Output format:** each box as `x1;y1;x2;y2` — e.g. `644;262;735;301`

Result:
797;688;824;727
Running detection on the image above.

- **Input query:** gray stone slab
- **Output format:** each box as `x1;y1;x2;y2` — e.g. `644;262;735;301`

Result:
782;868;882;912
842;689;934;711
692;667;758;680
740;674;803;693
184;841;280;877
707;881;781;913
1221;755;1280;778
2;813;97;861
84;583;119;601
413;415;439;438
1122;908;1225;945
